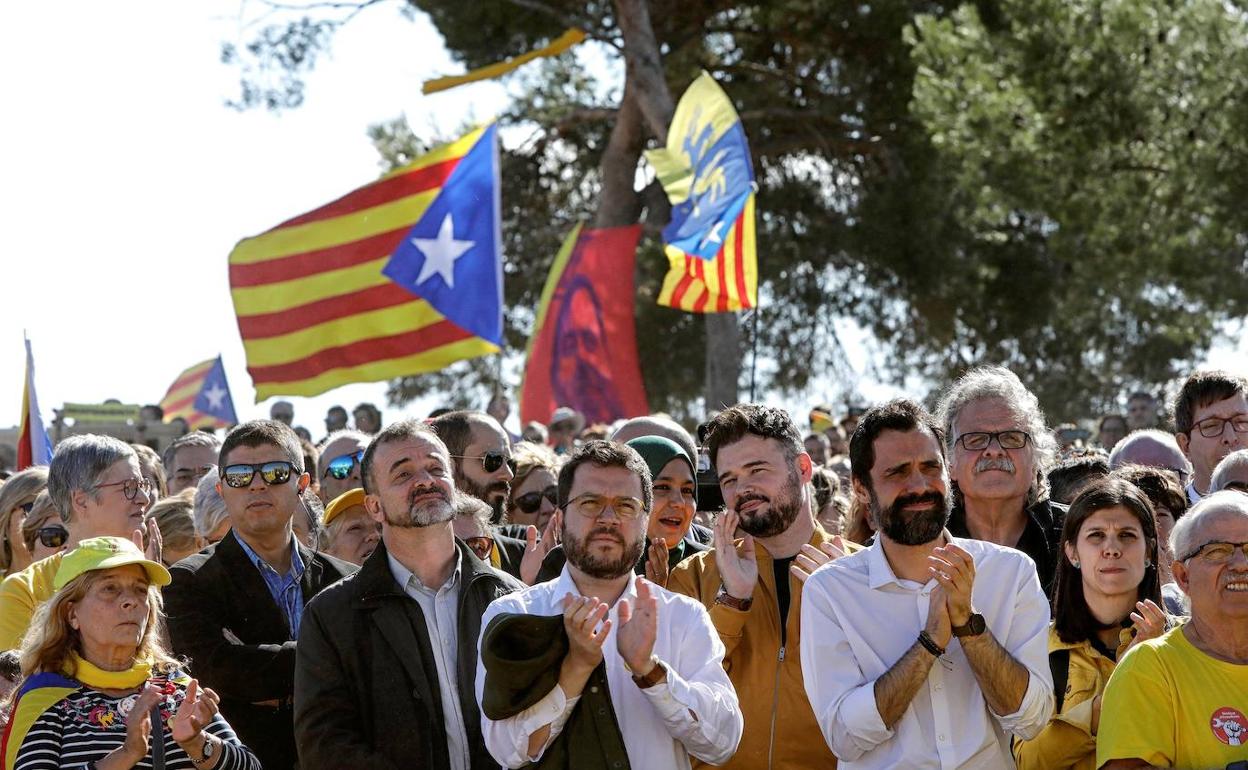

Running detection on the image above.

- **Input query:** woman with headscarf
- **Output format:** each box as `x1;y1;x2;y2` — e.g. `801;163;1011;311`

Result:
5;536;261;770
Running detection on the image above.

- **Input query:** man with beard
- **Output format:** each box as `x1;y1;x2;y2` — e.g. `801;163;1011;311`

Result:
432;411;515;523
667;404;851;770
477;440;742;768
295;419;522;769
801;399;1053;769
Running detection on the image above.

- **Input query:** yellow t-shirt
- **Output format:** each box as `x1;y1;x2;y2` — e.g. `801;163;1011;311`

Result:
0;552;64;649
1097;624;1248;769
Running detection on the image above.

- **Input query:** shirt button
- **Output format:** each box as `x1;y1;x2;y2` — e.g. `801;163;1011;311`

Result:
938;734;947;742
590;686;599;693
598;707;607;715
934;683;942;691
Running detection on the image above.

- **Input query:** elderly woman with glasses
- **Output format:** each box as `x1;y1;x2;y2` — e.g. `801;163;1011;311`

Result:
0;466;49;577
5;536;260;769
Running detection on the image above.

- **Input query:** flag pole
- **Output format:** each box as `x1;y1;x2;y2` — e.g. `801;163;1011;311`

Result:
749;308;759;402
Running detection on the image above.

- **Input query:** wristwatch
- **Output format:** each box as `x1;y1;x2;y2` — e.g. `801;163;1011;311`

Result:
190;737;215;766
714;586;753;612
626;655;666;689
952;612;987;638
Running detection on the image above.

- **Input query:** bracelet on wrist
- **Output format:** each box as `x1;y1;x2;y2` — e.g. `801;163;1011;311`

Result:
917;630;945;658
714;586;753;611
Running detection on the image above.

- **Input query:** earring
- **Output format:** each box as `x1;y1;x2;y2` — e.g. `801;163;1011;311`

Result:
1072;560;1081;569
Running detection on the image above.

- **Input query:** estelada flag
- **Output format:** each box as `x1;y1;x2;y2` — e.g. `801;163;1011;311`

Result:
17;335;52;470
228;126;501;400
159;357;239;430
520;223;649;426
646;72;758;312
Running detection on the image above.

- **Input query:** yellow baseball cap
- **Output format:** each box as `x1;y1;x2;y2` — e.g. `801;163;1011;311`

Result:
323;488;367;527
54;536;172;590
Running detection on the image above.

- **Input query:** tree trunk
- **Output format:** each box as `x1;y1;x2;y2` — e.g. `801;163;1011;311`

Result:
611;0;742;410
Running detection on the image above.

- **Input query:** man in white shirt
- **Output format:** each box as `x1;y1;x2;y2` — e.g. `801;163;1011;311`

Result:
477;439;743;769
800;398;1052;769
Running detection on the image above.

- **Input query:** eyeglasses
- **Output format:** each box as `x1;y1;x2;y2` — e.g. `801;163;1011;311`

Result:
95;477;153;501
450;451;514;474
956;430;1031;452
15;500;35;515
513;486;558;514
37;525;68;549
566;493;646;520
324;450;365;480
464;536;495;561
1191;414;1248;439
1179;540;1248;564
221;461;295;488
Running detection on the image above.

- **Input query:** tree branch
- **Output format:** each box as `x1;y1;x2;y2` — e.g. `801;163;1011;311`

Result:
613;0;675;141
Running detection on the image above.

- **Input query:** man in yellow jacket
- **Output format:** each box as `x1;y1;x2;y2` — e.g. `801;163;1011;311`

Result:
669;404;853;769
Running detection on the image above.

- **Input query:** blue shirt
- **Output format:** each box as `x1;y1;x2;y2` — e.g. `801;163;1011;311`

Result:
233;531;306;639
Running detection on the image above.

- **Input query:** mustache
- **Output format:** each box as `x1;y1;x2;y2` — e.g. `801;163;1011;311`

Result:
975;457;1016;473
408;485;450;505
735;493;770;511
892;491;944;510
586;527;625;545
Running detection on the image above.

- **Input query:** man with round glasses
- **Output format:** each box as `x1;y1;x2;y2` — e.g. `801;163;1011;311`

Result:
164;419;355;770
1172;369;1248;504
316;429;372;505
1097;490;1248;769
0;434;161;649
935;366;1065;593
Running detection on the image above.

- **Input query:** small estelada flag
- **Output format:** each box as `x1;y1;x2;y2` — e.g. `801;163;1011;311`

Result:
159;356;238;429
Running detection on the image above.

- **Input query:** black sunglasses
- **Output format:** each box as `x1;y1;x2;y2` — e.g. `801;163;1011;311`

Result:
324;450;365;480
37;525;68;549
450;451;514;474
513;486;558;514
17;501;35;515
221;461;296;489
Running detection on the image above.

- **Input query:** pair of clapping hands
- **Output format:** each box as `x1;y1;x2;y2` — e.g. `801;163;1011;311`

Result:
712;510;851;600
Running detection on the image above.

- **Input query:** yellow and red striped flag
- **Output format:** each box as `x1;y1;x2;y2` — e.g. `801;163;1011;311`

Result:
228;128;499;400
656;192;757;312
159;357;237;429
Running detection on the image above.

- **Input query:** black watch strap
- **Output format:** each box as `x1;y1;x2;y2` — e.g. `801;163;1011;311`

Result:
952;612;987;638
917;631;945;657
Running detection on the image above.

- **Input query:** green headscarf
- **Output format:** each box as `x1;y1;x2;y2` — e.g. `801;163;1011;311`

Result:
626;435;698;504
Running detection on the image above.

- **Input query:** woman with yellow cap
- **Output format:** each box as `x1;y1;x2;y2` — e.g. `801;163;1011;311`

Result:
5;536;260;769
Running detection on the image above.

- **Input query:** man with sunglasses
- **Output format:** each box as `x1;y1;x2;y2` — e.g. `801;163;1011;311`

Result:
0;434;161;649
935;366;1066;594
431;410;515;521
316;429;372;506
1098;491;1248;770
477;440;742;769
1172;370;1248;504
164;419;356;770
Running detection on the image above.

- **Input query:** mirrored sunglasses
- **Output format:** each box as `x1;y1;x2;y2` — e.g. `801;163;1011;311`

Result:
324;450;365;480
37;525;68;549
221;461;295;488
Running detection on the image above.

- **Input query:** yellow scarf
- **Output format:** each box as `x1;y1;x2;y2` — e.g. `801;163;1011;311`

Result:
68;653;152;689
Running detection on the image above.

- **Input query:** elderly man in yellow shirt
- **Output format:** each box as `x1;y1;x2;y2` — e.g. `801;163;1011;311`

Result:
1097;490;1248;769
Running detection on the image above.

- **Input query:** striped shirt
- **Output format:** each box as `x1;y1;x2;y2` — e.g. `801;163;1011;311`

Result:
14;680;261;770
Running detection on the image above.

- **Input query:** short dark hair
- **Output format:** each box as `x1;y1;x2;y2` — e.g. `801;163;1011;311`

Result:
1046;452;1110;505
1112;464;1188;521
1053;478;1161;645
1172;370;1247;435
703;404;803;468
849;399;946;493
1128;391;1155;403
219;420;303;473
557;440;653;513
430;410;493;459
1098;414;1127;431
360;419;446;495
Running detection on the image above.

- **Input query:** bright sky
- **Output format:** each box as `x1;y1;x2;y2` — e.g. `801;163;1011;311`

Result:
2;1;1245;440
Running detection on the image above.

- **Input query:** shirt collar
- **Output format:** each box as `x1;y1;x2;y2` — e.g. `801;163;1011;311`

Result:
866;530;953;590
387;549;461;594
555;563;640;606
233;530;304;579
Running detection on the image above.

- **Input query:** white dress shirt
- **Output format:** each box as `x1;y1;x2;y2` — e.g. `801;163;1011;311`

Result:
476;567;744;770
800;535;1053;769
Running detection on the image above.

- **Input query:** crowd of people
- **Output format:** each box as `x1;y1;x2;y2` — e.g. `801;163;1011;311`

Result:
0;365;1245;769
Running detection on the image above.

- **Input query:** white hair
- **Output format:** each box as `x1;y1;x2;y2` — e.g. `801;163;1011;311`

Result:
1211;449;1248;492
192;467;229;539
1107;429;1189;470
1170;490;1248;562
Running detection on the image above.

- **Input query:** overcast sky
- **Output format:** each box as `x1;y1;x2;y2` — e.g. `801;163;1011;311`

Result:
2;1;1244;439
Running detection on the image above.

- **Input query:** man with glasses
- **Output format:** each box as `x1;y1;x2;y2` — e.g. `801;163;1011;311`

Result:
431;410;515;522
0;434;161;649
477;440;742;768
316;429;371;505
1172;370;1248;504
1097;490;1248;769
935;365;1065;593
164;419;355;770
163;431;222;495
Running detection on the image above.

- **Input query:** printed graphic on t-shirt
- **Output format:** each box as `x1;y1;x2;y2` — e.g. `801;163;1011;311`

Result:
1210;706;1248;746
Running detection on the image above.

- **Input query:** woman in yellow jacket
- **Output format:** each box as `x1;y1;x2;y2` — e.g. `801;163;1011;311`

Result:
1014;478;1170;770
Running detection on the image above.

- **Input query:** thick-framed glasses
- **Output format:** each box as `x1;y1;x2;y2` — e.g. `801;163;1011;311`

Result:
1179;540;1248;564
956;430;1031;452
450;451;514;474
514;486;558;514
37;525;68;549
464;536;495;561
1191;414;1248;439
95;477;153;501
566;493;645;520
324;450;365;480
221;461;295;489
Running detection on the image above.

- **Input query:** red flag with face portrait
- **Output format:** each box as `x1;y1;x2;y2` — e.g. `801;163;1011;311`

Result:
520;223;649;426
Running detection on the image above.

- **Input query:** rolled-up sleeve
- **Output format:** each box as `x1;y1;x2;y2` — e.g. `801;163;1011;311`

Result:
644;600;744;765
799;573;894;761
990;560;1054;741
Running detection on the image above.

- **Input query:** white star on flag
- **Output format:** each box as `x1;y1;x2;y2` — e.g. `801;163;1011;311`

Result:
204;383;227;410
412;214;475;288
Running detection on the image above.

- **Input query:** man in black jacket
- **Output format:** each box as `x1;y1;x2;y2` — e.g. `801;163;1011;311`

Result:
295;418;522;769
165;420;357;770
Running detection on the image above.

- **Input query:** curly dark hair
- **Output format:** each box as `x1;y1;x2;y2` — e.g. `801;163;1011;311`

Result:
703;404;803;468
